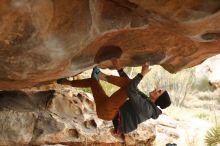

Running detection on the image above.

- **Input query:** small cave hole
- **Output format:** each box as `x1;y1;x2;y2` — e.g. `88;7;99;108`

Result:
68;129;79;138
94;45;123;63
83;119;97;129
201;32;220;40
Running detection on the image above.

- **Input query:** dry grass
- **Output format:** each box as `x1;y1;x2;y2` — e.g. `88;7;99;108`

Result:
162;105;215;146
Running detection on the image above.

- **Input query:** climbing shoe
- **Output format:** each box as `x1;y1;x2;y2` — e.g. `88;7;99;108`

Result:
91;66;100;80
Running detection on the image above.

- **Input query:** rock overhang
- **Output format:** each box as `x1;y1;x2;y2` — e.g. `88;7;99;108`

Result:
0;0;220;89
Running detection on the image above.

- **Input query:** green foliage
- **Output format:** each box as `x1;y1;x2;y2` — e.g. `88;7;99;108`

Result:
205;125;220;146
100;80;119;96
80;87;92;93
72;80;119;96
196;112;208;120
192;76;214;92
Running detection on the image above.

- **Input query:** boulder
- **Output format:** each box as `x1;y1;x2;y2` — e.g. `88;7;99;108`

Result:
0;0;220;89
0;85;212;145
0;86;157;145
195;54;220;88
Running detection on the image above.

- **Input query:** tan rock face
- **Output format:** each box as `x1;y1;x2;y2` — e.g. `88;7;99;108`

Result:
195;54;220;87
0;85;212;145
0;86;156;145
0;0;220;89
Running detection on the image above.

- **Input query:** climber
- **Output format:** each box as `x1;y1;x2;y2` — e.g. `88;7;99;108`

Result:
57;59;171;134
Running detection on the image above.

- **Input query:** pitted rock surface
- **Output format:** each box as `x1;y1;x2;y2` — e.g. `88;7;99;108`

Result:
0;0;220;89
0;85;212;146
0;86;157;145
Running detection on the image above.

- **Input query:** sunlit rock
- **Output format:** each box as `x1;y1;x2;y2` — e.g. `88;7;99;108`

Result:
0;86;213;145
195;54;220;88
0;87;157;145
0;0;220;89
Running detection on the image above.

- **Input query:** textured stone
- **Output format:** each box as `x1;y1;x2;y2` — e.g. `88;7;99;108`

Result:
0;89;64;145
0;86;212;145
195;54;220;88
0;0;220;89
0;86;157;145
